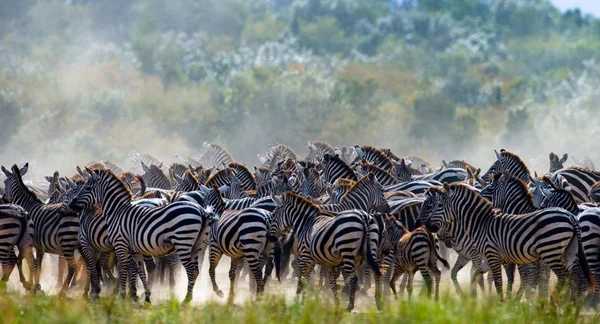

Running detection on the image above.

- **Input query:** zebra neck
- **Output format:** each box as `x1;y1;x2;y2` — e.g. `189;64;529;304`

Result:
291;211;320;235
455;203;493;240
10;181;42;210
499;199;536;214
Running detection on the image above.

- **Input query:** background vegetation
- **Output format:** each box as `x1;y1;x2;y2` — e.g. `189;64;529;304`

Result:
1;0;599;174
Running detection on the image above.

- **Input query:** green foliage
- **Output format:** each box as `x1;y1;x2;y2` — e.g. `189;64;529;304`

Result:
0;289;596;324
1;0;600;170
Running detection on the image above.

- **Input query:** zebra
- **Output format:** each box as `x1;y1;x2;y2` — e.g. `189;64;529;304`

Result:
384;180;437;195
129;151;164;175
305;141;335;164
2;163;79;296
319;153;357;184
351;145;394;172
261;144;298;169
577;207;600;303
482;149;531;184
228;162;257;191
479;172;552;298
208;207;275;303
253;166;273;187
299;167;324;199
268;192;382;311
195;142;234;169
354;161;398;186
591;181;600;204
318;173;391;214
442;159;478;172
415;168;469;184
140;162;171;190
549;152;569;173
573;156;596;171
172;169;202;192
420;183;595;299
552;167;600;204
539;181;585;215
0;204;35;290
66;168;218;303
381;217;449;299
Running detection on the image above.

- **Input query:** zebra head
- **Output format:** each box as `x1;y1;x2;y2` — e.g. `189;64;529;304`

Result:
1;163;29;203
479;172;506;207
268;194;286;242
60;180;84;215
419;185;450;233
68;167;101;213
548;152;568;173
482;149;530;184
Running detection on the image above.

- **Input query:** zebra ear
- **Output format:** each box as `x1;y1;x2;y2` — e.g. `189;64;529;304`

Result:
200;185;210;194
442;160;448;168
45;176;53;183
158;162;164;169
141;162;150;173
549;152;556;161
494;150;503;161
77;166;88;178
443;182;451;194
366;172;375;182
271;194;283;205
1;165;12;177
560;153;568;164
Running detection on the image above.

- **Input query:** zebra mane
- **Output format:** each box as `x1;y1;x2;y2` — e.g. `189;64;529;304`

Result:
355;146;392;164
9;164;43;204
183;169;199;185
282;191;321;213
381;148;401;162
95;169;134;199
355;160;395;179
499;150;531;176
495;172;535;205
334;178;356;188
567;166;600;176
205;167;234;188
322;153;356;180
309;141;334;151
340;173;376;202
541;174;559;190
443;183;494;210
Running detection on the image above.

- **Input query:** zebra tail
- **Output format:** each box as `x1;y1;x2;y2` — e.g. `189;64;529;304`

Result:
435;247;450;269
575;224;596;295
274;241;282;282
362;214;381;277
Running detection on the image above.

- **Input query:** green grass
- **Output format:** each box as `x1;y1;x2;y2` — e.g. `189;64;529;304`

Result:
0;288;598;324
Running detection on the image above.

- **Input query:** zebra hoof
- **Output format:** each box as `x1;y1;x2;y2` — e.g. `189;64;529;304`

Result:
216;290;224;298
145;295;152;304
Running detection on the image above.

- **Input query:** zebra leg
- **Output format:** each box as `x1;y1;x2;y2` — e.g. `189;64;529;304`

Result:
361;265;372;294
80;244;99;300
262;245;275;287
209;246;224;298
399;272;409;297
227;258;240;304
57;255;65;289
328;267;340;306
143;256;156;290
486;256;504;299
34;250;45;293
1;250;17;287
450;255;469;295
178;248;200;304
538;262;551;299
113;246;130;300
246;252;265;299
341;257;358;312
295;254;314;302
15;248;32;290
503;263;516;298
406;271;415;300
133;255;151;303
382;252;394;297
59;252;77;297
389;266;402;298
21;245;36;292
433;266;442;301
419;266;434;298
168;256;177;293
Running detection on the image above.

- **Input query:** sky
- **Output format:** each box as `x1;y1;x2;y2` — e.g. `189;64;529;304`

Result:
551;0;600;17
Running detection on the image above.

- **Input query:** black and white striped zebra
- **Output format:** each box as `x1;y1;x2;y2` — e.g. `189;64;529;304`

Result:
258;144;297;169
141;162;171;190
268;192;382;311
421;183;595;298
0;204;35;290
591;181;600;204
228;162;256;191
318;173;390;214
354;161;398;186
208;207;275;303
384;180;438;195
552;167;600;204
129;151;164;175
479;173;552;298
577;207;600;303
482;149;531;184
319;153;357;184
549;152;569;173
196;142;234;169
351;145;395;173
2;163;79;295
381;217;449;299
66;168;217;303
305;141;335;164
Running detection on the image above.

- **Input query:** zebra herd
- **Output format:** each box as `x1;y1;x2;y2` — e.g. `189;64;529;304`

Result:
1;141;600;311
